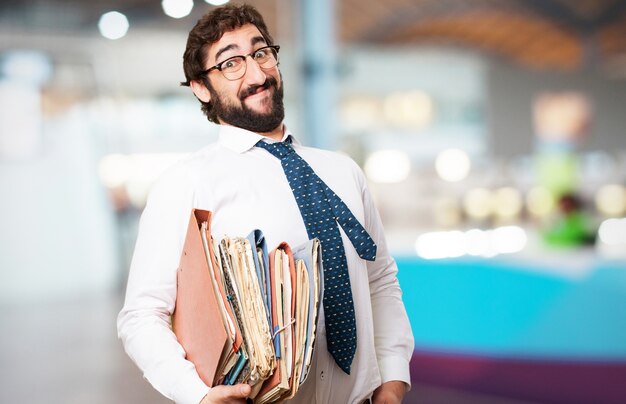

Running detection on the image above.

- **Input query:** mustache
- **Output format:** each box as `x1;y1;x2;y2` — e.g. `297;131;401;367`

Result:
239;77;279;100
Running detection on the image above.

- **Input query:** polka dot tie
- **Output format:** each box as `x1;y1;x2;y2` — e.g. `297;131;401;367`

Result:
256;139;377;374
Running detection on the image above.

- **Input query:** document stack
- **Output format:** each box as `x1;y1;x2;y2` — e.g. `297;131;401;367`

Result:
172;209;324;402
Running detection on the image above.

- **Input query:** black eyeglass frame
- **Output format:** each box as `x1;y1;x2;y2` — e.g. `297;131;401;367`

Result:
201;45;281;79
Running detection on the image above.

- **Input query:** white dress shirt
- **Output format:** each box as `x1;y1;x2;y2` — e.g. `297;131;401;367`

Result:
117;125;414;404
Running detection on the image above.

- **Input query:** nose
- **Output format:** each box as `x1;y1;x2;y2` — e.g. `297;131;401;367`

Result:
242;55;267;86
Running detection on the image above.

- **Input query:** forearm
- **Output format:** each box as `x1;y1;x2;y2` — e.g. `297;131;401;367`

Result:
361;174;414;386
370;268;414;386
118;308;209;403
373;380;408;404
117;168;208;403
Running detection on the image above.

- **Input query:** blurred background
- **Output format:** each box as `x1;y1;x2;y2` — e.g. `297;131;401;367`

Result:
1;0;625;403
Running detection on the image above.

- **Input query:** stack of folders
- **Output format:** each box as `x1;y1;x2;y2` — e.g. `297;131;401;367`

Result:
172;209;324;403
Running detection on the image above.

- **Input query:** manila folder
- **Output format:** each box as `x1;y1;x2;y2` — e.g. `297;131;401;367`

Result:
172;209;228;387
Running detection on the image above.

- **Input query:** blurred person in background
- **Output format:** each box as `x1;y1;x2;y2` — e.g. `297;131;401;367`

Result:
117;4;413;404
543;193;595;247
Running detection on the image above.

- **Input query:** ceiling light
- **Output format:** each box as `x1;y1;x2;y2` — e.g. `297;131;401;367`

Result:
162;0;194;19
205;0;230;5
98;11;129;40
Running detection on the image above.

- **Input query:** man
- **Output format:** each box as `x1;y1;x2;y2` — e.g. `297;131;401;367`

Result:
118;4;413;404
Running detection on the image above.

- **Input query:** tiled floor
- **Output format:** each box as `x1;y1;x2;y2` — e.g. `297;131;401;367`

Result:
0;292;167;404
0;291;538;404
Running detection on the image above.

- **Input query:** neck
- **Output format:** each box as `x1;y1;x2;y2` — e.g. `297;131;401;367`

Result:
257;124;284;141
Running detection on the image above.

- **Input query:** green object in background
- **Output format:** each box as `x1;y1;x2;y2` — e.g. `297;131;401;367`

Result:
534;151;595;247
543;211;593;247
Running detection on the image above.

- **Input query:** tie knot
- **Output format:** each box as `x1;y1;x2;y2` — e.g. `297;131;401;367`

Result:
256;140;294;160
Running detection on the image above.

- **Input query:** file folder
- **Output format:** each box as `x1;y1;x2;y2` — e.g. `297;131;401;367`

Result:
172;209;230;387
172;209;324;402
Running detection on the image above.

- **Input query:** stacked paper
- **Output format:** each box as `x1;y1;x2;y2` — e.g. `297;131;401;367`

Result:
172;209;323;403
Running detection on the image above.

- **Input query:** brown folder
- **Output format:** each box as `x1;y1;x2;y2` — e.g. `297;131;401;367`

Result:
172;210;323;401
172;209;229;387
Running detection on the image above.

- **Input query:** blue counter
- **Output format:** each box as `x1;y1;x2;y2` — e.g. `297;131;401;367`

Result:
396;256;626;403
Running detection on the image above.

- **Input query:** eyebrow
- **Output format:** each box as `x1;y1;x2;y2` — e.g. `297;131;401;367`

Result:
214;35;268;62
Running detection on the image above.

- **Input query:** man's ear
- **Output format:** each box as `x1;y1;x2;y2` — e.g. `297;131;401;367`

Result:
190;80;211;103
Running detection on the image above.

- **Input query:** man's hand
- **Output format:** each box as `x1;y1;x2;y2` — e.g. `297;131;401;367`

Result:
372;380;407;404
199;384;251;404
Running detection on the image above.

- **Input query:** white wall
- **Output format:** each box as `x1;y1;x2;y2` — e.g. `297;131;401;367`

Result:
0;106;119;303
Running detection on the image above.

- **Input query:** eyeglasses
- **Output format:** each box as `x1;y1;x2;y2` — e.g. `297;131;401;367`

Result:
202;45;280;81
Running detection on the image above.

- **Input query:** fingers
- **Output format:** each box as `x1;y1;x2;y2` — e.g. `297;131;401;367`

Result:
201;384;251;403
232;383;252;398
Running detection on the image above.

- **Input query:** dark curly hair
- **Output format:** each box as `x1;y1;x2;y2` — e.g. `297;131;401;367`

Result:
181;4;274;123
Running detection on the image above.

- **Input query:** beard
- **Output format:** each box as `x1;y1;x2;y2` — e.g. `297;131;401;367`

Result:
209;76;285;133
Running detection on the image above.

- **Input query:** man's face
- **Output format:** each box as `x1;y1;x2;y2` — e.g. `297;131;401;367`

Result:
198;24;284;133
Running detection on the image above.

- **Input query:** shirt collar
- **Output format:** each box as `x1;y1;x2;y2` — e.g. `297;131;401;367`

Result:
218;124;298;154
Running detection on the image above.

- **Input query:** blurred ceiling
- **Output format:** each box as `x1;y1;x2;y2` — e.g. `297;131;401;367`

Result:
1;0;625;74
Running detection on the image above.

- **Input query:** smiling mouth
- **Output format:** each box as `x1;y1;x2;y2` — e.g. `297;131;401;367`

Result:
240;78;276;101
247;86;269;98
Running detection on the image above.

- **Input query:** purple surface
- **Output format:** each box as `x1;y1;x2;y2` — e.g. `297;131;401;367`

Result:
406;349;626;404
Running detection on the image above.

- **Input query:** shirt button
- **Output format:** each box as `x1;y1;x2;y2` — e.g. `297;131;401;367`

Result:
320;371;325;381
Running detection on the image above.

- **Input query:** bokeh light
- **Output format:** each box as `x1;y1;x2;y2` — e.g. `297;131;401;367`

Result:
162;0;194;19
364;150;411;183
492;226;528;254
465;228;493;256
598;218;626;246
526;186;555;217
494;187;523;219
98;11;129;40
415;231;460;260
383;90;434;129
98;153;185;207
436;149;471;182
341;96;382;131
463;188;493;220
433;196;462;227
1;51;52;85
98;154;132;188
595;184;626;216
415;226;527;259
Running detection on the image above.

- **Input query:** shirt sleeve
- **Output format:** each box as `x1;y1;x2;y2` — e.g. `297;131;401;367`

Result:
116;165;210;404
359;169;415;389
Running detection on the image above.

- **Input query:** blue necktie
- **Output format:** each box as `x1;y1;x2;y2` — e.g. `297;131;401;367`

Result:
256;139;377;374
